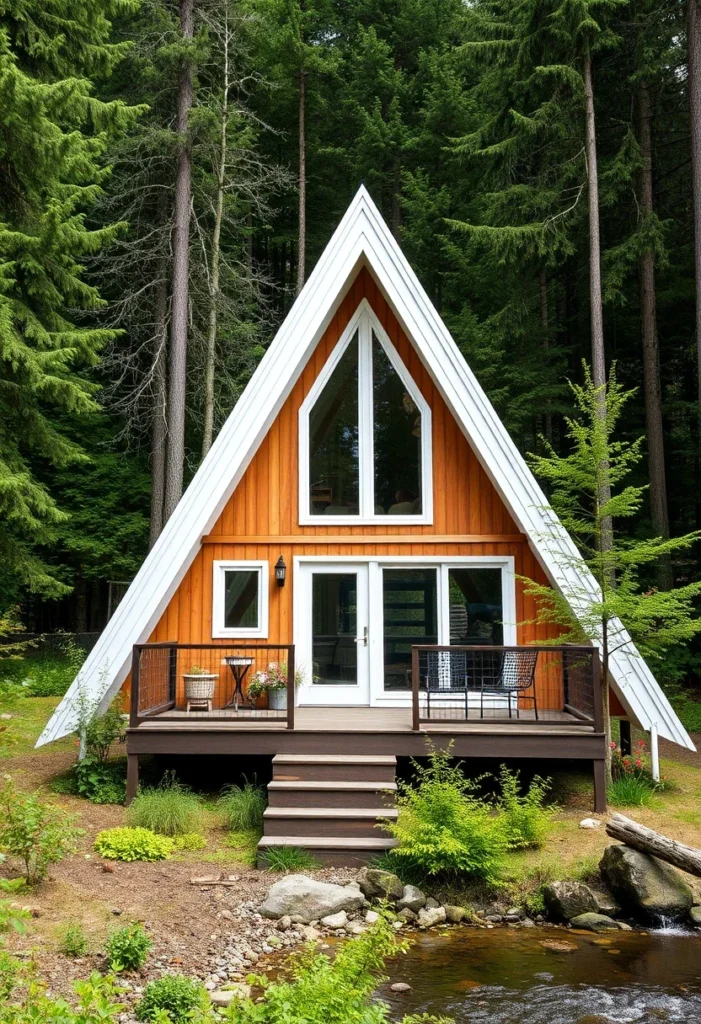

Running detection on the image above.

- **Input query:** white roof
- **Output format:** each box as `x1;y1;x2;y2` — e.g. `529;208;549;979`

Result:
38;186;694;750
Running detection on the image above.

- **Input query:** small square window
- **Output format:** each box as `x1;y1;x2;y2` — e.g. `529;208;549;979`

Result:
212;561;268;638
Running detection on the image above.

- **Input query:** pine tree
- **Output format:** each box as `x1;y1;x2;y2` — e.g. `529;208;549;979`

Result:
0;0;143;600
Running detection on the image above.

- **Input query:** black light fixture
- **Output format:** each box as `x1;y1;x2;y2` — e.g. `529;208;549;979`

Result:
275;556;287;587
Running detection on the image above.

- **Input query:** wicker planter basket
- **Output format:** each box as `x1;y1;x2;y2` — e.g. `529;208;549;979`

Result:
183;674;217;701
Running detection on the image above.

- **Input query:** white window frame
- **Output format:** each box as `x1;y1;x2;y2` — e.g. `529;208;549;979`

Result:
298;299;433;525
212;560;269;639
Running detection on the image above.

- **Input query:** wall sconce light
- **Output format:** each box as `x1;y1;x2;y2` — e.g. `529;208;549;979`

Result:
275;556;287;587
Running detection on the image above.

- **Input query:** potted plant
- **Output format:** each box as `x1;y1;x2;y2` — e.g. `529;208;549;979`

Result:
182;665;218;703
247;662;303;710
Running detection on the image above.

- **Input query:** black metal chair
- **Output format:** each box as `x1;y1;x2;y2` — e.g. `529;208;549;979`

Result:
479;648;539;719
423;649;469;719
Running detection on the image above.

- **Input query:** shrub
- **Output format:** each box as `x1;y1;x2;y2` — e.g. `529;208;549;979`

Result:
495;767;556;849
0;971;126;1023
172;832;207;852
607;775;656;808
127;774;203;836
54;757;127;804
105;923;151;972
0;949;20;1000
218;778;266;833
264;846;320;872
383;746;509;883
610;739;660;788
58;922;89;958
136;974;210;1022
95;827;175;862
0;776;82;884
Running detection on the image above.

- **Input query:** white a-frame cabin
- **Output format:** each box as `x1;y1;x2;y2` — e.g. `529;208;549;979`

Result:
40;188;692;865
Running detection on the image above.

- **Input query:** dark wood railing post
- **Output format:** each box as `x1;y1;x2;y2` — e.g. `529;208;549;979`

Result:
130;645;140;728
411;646;420;731
591;647;605;734
562;649;570;711
168;645;177;705
286;645;295;730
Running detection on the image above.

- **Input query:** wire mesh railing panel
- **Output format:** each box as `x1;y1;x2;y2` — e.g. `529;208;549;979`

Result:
134;644;295;723
562;647;596;721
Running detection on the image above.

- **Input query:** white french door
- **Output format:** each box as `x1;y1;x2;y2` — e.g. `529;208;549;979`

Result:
296;562;370;705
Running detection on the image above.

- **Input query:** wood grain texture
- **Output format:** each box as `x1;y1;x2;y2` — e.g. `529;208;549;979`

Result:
144;266;564;707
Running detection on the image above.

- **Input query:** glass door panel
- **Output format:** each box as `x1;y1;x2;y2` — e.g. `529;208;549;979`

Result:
382;568;438;691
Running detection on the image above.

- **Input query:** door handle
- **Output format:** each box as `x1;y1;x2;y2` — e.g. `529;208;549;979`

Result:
354;627;368;646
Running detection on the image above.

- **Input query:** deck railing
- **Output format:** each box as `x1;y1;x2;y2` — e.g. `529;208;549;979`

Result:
129;643;296;729
410;644;603;731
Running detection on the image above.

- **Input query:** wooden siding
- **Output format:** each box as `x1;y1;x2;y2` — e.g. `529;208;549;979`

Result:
145;266;564;707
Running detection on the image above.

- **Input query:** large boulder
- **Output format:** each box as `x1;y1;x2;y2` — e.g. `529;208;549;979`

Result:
570;912;620;933
356;867;404;903
542;881;599;922
259;875;366;923
599;845;694;923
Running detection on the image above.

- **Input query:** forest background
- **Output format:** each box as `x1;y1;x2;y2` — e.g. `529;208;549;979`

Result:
2;0;701;701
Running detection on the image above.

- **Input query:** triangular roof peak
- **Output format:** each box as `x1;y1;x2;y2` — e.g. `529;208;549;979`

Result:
39;187;693;750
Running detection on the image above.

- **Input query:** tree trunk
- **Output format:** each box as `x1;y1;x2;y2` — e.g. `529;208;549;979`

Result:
164;0;195;522
637;79;671;586
296;67;307;296
202;11;229;460
606;813;701;877
690;0;701;435
149;271;168;547
539;269;553;444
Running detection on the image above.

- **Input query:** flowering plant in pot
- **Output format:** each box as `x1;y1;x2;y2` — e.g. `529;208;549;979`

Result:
183;664;217;702
247;662;303;710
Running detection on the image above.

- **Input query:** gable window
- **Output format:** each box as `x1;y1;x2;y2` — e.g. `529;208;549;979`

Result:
300;301;432;523
212;560;268;638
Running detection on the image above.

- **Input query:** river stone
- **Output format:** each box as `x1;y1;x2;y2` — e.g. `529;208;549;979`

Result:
397;885;426;913
260;875;365;923
444;905;468;923
320;910;348;929
356;867;404;903
590;886;622;918
543;881;599;922
570;912;620;932
689;906;701;927
417;906;446;929
599;845;694;923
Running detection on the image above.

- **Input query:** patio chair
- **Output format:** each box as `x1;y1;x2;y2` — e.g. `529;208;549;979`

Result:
423;649;469;719
479;648;539;720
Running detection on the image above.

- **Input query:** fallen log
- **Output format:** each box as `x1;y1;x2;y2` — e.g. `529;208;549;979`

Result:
605;812;701;878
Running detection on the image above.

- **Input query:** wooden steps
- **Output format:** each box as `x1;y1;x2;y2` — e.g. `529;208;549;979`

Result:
258;754;398;866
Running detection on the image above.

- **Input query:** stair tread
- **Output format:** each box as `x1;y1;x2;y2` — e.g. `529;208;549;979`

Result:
258;836;398;849
272;754;397;765
268;781;397;791
264;806;398;819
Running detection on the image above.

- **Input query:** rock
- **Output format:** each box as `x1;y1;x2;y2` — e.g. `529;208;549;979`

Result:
260;875;365;923
356;867;404;903
0;713;13;720
570;912;621;932
276;915;292;931
579;818;602;829
365;910;380;924
390;982;412;993
599;845;694;923
425;897;440;909
397;907;417;923
221;909;234;922
589;886;622;918
112;908;121;916
417;906;446;929
102;862;115;873
300;925;321;942
689;906;701;927
444;905;468;923
211;985;251;1007
397;885;426;913
320;910;348;929
522;918;536;928
540;939;578;953
347;922;366;935
543;881;599;922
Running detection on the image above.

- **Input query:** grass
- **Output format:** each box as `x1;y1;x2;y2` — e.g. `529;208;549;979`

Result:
0;694;72;758
607;775;657;808
56;922;89;958
264;846;320;872
126;774;203;836
0;649;81;698
218;779;266;833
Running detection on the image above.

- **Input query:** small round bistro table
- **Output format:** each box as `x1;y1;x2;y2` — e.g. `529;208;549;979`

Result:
223;657;255;711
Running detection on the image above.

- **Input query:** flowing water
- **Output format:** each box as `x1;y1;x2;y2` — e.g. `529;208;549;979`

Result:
377;927;701;1023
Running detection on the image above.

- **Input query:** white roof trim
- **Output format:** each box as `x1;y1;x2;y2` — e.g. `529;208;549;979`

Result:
38;186;694;751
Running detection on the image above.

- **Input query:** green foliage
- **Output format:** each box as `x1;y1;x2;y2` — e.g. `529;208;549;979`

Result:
0;776;82;884
0;971;126;1024
668;689;701;733
54;757;127;804
137;974;210;1023
218;779;266;834
0;949;20;1000
264;847;320;873
77;693;127;763
496;767;556;850
57;922;89;958
223;918;447;1024
607;775;657;808
173;832;207;852
94;827;175;862
127;774;203;836
105;923;152;973
382;746;509;883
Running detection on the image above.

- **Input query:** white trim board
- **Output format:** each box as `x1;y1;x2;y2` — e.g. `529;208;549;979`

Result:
38;186;694;751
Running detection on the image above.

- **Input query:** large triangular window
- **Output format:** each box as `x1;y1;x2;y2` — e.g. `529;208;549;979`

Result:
300;301;432;523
